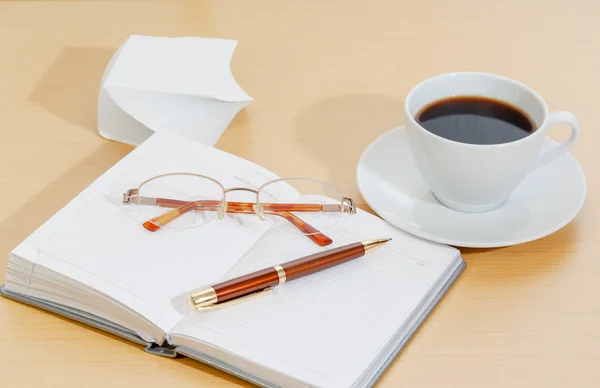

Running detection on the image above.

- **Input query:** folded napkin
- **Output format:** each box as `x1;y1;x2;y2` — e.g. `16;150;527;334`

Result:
98;35;253;146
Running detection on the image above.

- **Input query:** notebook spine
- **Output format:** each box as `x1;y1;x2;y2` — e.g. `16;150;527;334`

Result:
0;284;178;358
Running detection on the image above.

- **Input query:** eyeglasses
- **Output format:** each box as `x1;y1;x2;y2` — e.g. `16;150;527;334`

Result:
122;173;357;246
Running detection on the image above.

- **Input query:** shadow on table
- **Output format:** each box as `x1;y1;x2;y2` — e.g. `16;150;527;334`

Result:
453;217;582;293
29;46;115;133
293;93;404;194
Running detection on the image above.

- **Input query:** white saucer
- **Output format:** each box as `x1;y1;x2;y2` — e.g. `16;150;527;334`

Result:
356;126;587;248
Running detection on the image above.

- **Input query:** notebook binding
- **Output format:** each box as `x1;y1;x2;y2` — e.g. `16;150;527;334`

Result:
144;343;178;358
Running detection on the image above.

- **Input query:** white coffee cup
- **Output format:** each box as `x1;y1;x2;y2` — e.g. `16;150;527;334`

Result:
404;72;581;213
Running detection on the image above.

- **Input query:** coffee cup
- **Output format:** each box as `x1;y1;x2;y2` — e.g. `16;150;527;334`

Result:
404;72;581;213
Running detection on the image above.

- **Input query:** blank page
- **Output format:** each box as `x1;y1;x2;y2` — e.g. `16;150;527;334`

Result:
171;209;459;387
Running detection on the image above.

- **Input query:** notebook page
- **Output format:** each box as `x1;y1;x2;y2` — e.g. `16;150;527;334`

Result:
10;132;297;337
171;209;459;387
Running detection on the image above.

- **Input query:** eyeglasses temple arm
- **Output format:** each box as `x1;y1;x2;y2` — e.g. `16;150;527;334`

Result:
130;196;336;246
141;200;203;232
262;210;333;246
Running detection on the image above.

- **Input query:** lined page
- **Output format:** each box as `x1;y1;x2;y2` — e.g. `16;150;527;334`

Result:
12;133;295;335
171;210;458;387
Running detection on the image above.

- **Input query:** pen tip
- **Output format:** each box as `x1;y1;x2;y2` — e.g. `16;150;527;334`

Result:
362;238;391;253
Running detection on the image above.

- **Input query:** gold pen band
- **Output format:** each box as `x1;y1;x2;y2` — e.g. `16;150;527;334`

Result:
274;265;286;285
188;287;217;309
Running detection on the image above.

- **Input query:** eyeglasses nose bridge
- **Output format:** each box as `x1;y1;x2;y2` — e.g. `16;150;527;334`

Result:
224;187;259;194
221;187;261;221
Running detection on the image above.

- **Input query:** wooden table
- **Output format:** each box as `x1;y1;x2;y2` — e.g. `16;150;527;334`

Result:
1;1;598;387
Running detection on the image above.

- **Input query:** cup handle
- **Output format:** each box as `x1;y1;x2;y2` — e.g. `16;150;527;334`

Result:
531;111;581;170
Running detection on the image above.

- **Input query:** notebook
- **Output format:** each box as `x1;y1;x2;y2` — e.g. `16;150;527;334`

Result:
1;132;465;388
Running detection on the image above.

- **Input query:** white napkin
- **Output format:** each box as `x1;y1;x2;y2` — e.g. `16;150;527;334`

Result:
97;35;253;146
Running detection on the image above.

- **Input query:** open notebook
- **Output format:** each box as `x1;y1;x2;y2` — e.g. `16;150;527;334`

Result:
1;132;465;388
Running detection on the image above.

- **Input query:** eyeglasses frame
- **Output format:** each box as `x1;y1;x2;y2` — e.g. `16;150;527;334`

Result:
122;173;356;246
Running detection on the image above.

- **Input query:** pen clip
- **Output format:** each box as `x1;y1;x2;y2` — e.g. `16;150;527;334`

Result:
192;288;273;312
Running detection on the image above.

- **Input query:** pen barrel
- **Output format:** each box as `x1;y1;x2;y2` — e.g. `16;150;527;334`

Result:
281;242;365;281
213;267;280;303
209;242;366;305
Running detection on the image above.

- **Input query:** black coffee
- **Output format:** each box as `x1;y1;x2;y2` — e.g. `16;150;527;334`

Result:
415;96;535;145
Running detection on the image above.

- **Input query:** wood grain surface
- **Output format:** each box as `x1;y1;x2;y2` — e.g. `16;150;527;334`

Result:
0;1;598;387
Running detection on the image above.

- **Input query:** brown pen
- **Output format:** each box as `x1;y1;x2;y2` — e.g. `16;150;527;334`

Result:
188;238;391;310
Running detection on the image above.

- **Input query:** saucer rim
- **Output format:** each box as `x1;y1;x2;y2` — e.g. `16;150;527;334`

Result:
356;126;587;248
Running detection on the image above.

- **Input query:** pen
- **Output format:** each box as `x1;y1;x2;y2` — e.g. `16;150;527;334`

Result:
188;238;391;310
